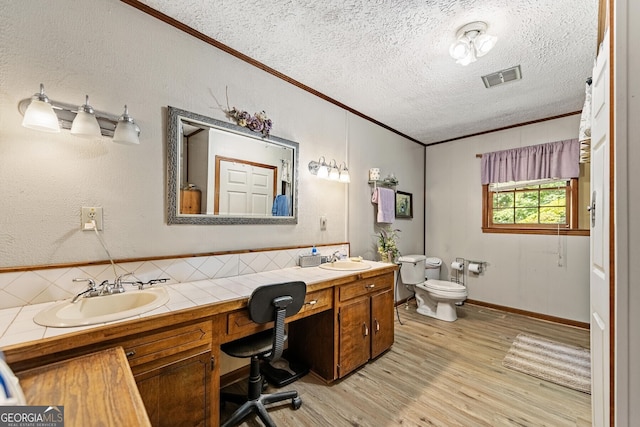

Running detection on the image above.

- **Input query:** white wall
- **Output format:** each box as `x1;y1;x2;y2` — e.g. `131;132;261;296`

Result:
347;113;426;301
0;0;423;269
425;115;590;322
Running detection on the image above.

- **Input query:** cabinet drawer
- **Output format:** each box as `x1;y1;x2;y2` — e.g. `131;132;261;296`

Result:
298;288;333;316
227;288;333;337
121;321;211;372
339;275;392;302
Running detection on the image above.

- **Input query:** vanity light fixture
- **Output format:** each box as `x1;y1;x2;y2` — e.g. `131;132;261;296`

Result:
449;21;497;66
308;157;350;183
19;83;141;143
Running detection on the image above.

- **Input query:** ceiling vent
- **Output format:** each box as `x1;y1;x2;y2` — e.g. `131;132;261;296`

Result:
481;65;522;88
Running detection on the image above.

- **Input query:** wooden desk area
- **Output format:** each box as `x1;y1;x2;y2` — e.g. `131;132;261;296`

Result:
4;265;396;427
17;347;151;427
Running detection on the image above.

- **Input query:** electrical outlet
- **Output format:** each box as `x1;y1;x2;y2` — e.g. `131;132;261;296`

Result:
320;215;327;231
81;207;103;231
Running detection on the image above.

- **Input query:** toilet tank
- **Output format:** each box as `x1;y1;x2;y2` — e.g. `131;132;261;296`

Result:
398;255;426;284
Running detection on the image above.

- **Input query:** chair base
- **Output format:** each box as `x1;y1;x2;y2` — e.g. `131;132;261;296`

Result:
221;390;302;427
221;354;302;426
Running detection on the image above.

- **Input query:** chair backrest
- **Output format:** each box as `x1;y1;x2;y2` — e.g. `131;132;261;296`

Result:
247;281;306;362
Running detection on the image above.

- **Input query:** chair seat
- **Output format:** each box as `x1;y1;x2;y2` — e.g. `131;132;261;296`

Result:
222;329;288;359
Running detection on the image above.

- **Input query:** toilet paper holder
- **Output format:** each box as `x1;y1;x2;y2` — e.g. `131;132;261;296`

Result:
467;260;486;274
451;257;466;286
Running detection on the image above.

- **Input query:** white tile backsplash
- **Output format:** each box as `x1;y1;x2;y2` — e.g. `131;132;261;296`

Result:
0;244;347;309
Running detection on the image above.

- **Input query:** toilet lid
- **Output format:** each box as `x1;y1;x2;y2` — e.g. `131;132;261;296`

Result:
425;257;442;267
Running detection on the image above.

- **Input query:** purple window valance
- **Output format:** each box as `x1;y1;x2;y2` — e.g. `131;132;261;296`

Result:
481;138;580;185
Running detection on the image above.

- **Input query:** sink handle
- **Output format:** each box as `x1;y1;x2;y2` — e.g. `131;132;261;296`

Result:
133;278;170;290
73;278;97;290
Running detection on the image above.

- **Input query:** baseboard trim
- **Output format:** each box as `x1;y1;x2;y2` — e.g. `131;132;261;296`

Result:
466;299;590;330
220;365;250;388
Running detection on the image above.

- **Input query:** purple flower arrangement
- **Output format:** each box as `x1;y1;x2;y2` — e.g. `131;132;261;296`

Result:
227;107;272;137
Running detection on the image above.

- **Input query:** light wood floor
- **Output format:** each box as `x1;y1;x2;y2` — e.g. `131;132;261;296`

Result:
221;302;592;426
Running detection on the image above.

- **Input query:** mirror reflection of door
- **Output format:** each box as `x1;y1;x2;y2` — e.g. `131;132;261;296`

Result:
215;156;277;216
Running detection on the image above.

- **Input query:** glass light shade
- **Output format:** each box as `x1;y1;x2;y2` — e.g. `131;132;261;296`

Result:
457;53;476;66
339;169;351;183
449;39;471;60
474;34;497;57
113;120;140;144
329;166;340;180
317;163;329;179
70;110;101;138
112;105;140;145
22;99;60;133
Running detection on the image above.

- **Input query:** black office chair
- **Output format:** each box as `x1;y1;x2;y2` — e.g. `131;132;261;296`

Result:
221;281;306;427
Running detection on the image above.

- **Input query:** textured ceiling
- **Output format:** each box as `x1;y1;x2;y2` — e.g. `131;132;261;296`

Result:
137;0;598;145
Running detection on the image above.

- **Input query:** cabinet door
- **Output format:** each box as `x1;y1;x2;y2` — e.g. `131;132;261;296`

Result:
338;297;371;378
135;351;211;427
371;288;395;359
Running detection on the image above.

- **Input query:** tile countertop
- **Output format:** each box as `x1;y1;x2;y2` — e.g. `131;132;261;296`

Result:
0;261;394;350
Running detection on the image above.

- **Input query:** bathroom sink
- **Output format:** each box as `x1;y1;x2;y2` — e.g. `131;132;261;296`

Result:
319;260;372;271
33;287;169;327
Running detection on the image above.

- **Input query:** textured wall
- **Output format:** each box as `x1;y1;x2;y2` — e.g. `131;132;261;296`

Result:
425;115;589;322
0;0;422;270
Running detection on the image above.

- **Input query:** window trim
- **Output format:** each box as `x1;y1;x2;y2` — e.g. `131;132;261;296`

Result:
482;178;589;236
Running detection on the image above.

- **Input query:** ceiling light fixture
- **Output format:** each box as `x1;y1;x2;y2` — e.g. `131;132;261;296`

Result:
449;21;497;66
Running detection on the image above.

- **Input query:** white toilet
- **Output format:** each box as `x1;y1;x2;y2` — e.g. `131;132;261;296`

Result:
398;255;467;322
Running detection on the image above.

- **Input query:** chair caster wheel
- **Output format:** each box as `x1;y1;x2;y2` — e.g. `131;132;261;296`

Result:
292;397;302;410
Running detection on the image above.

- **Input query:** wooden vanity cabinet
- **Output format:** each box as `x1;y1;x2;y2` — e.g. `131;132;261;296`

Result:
119;320;217;427
288;271;395;382
336;272;394;378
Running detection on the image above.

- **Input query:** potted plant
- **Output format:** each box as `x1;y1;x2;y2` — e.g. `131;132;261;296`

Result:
377;227;400;263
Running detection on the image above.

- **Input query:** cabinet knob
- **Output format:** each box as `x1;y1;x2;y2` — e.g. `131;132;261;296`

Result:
363;323;369;337
365;284;375;289
375;319;380;332
125;350;136;358
305;299;318;306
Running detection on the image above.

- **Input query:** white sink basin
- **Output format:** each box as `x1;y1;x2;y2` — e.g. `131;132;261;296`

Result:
319;260;372;271
34;287;169;327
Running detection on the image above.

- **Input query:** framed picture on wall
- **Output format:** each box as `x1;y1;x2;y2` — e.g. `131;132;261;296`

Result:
395;191;413;219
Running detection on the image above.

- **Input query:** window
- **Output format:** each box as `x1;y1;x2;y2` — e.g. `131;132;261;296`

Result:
482;178;587;235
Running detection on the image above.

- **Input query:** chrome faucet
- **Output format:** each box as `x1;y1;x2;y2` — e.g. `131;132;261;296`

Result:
329;251;341;263
70;274;168;302
113;273;134;293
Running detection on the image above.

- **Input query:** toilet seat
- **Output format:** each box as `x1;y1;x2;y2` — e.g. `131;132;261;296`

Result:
416;280;467;299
